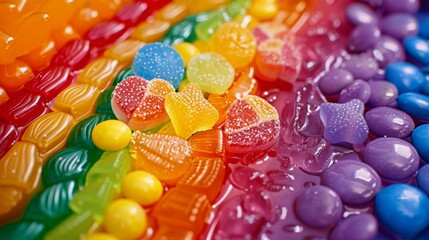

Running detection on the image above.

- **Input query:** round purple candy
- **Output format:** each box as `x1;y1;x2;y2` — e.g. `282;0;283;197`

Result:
365;107;415;138
322;160;381;206
318;68;354;95
330;213;378;240
380;13;418;40
294;185;343;228
346;3;377;26
367;81;398;107
348;24;381;53
363;137;420;181
343;54;378;80
383;0;420;14
339;80;371;103
372;36;405;68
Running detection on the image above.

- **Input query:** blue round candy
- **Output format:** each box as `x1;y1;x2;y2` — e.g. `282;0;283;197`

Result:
132;42;184;89
417;165;429;195
375;184;429;237
404;36;429;66
386;62;426;94
398;92;429;121
412;124;429;163
419;18;429;38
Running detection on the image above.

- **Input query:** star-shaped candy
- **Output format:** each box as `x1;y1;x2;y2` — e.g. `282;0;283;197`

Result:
319;99;368;145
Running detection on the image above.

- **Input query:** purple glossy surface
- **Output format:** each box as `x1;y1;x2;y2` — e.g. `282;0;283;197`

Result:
367;81;398;107
346;3;377;26
339;79;371;103
330;213;378;240
348;24;381;52
365;107;415;138
372;36;405;68
380;13;419;40
343;54;378;80
318;68;354;95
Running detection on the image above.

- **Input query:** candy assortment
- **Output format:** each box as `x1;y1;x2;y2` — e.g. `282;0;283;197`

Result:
2;0;429;240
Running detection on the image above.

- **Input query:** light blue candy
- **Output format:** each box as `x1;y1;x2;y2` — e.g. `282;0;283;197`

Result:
404;36;429;66
419;18;429;38
412;124;429;163
398;92;429;120
386;62;426;94
375;184;429;237
132;42;184;89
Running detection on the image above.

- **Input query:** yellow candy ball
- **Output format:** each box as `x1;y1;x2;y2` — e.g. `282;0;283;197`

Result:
122;171;163;206
249;3;279;21
104;199;147;240
173;42;200;67
86;233;119;240
91;120;132;151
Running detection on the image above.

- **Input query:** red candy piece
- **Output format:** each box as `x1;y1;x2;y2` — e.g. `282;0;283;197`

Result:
84;21;129;48
52;40;93;71
25;66;73;102
0;120;19;158
115;2;150;26
0;92;49;127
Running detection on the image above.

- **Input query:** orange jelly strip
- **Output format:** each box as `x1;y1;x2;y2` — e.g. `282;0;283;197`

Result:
53;83;100;121
152;226;194;240
87;0;122;21
70;7;103;35
153;188;211;234
0;59;33;92
104;39;145;67
0;186;25;224
21;112;76;161
154;3;189;25
19;40;57;71
77;57;121;91
207;94;233;127
131;19;171;43
51;25;81;50
177;157;225;202
187;129;224;158
177;0;228;14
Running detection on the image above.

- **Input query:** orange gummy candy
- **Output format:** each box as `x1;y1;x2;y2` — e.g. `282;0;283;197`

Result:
152;226;194;240
70;7;102;35
227;66;259;99
188;129;224;158
155;3;188;25
77;57;121;91
19;40;57;71
0;59;33;92
51;25;81;50
0;86;9;105
207;94;233;127
131;20;171;43
104;40;144;67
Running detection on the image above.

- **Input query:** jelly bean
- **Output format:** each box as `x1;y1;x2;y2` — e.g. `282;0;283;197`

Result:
249;0;278;21
322;160;381;205
52;39;92;70
104;40;144;67
70;7;103;35
173;42;200;67
367;81;398;107
365;107;415;138
375;184;429;237
92;120;132;151
398;92;429;121
131;131;192;184
0;60;33;92
348;23;381;53
225;95;280;154
22;112;76;159
67;114;115;149
380;13;418;40
330;214;378;240
342;54;378;80
131;19;171;43
165;83;219;139
155;3;188;25
411;124;429;163
54;84;101;121
87;233;119;240
133;43;184;89
95;86;115;115
188;129;224;158
320;99;368;145
104;199;147;240
0;220;46;240
386;62;426;94
113;67;134;85
372;36;405;68
84;21;128;48
318;68;354;96
294;185;343;228
0;186;25;221
19;40;57;71
0;92;48;127
212;23;256;68
417;165;429;196
153;188;211;233
420;18;429;38
0;120;18;158
177;157;225;202
187;53;235;94
339;79;371;103
404;36;429;66
383;0;420;14
114;2;150;26
23;181;77;228
51;25;81;50
345;2;377;26
363;137;419;181
122;171;163;206
44;210;94;240
77;57;121;91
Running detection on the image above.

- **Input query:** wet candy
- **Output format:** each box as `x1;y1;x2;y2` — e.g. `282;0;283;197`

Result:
161;13;210;46
252;22;295;44
211;23;256;69
0;87;8;105
132;43;184;89
52;40;92;70
380;13;418;40
398;92;429;121
164;83;219;139
67;114;115;149
87;233;119;240
113;67;134;85
122;171;163;206
404;36;429;66
104;40;145;67
319;99;368;145
186;53;235;95
154;3;188;25
367;81;398;107
84;21;128;48
411;124;429;163
0;220;46;240
375;184;429;237
95;86;115;115
318;68;354;96
104;199;147;240
348;23;381;53
172;42;200;67
114;1;150;26
0;60;33;92
339;79;371;104
342;54;378;80
0;92;48;127
188;129;224;158
92;120;132;151
345;3;377;26
131;131;192;184
131;19;171;43
386;62;426;94
44;210;94;240
384;0;420;14
365;107;415;139
417;165;429;195
0;121;19;158
77;57;121;91
330;214;378;240
372;36;405;67
224;95;280;154
364;138;419;181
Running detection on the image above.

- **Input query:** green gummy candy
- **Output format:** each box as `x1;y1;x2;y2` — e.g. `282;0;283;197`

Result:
67;114;115;149
95;86;115;115
44;211;94;240
0;220;46;240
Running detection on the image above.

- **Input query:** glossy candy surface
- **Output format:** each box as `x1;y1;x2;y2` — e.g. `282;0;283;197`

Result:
91;120;132;151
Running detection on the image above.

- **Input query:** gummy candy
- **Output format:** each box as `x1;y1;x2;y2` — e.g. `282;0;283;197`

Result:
173;42;200;67
207;94;233;127
154;3;188;25
0;92;48;127
51;25;81;50
131;19;171;43
19;40;57;71
227;66;259;99
44;210;94;240
0;60;33;92
122;171;163;206
104;40;144;67
161;12;210;45
188;129;224;158
77;57;121;91
252;22;295;44
164;82;219;139
91;120;132;151
52;39;92;70
186;53;235;95
95;86;115;115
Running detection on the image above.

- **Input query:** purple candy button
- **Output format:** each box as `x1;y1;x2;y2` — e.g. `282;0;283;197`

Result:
343;54;378;80
318;69;354;96
339;80;371;103
372;36;405;68
348;24;381;53
365;107;415;138
367;81;398;107
380;13;418;40
346;3;377;26
330;213;378;240
322;160;382;206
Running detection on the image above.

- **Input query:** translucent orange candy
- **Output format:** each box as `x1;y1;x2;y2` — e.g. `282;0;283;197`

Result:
19;40;57;71
227;66;259;99
131;20;171;43
188;129;224;158
130;131;192;184
0;60;33;92
0;87;8;105
207;94;233;127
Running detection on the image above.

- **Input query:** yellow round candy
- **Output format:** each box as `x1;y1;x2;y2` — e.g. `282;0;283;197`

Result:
173;42;200;66
104;199;147;240
122;171;163;206
91;120;132;151
86;233;119;240
249;3;279;21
